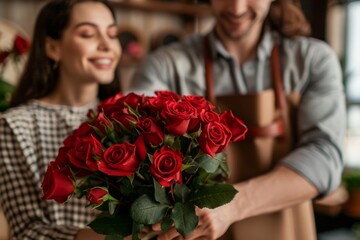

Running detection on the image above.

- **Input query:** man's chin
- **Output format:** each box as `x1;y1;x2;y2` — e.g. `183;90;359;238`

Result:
218;22;254;41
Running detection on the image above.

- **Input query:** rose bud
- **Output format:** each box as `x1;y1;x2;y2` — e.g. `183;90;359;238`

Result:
13;35;30;55
41;161;75;203
87;187;108;205
136;117;164;146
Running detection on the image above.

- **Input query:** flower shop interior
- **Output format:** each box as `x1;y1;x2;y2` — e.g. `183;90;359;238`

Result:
1;0;360;239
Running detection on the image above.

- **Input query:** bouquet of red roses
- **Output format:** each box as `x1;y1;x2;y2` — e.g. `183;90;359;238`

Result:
41;91;247;239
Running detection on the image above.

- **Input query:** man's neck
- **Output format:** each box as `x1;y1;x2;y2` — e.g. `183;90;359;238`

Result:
215;24;263;65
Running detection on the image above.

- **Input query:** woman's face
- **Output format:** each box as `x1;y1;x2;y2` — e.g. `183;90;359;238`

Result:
211;0;273;41
56;2;121;85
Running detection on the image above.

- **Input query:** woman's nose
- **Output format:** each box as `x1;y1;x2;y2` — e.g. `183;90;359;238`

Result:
98;35;111;51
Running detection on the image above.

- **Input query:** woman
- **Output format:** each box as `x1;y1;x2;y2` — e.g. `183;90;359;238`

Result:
0;0;121;239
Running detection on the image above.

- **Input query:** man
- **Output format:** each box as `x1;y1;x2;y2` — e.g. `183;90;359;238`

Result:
128;0;345;239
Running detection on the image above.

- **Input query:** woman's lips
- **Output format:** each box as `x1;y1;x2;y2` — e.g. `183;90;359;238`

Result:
89;58;113;69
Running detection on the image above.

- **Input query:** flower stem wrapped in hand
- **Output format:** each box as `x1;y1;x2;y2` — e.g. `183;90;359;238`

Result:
41;91;247;239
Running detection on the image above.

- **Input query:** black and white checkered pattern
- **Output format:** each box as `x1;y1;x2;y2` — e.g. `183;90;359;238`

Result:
0;100;97;240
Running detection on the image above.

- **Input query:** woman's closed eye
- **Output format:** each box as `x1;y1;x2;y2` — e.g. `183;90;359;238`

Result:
78;28;96;38
107;26;119;39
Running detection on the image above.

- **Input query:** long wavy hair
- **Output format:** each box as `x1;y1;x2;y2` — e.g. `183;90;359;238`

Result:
269;0;311;37
10;0;121;107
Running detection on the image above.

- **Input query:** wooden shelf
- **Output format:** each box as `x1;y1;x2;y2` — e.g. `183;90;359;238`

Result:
109;0;213;17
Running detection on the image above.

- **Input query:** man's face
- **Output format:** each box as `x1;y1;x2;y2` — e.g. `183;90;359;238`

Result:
211;0;273;41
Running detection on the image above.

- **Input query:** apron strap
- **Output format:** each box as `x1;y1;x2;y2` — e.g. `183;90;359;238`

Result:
203;35;286;138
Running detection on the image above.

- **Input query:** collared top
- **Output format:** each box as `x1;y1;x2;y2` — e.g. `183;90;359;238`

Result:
0;100;97;239
129;28;346;196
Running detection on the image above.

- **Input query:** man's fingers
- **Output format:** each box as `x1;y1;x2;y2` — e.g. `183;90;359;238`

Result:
157;227;181;240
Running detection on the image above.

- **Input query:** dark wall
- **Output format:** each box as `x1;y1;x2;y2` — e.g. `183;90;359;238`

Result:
301;0;328;41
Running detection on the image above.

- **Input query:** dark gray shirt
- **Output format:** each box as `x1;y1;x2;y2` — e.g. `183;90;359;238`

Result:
128;29;346;196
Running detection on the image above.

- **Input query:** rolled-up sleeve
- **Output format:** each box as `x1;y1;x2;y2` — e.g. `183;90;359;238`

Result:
128;48;175;96
281;41;346;197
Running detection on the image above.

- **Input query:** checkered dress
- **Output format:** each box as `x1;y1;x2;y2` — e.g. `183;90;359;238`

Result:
0;100;98;240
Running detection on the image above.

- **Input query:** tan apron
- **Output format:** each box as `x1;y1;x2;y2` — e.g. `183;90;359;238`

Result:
202;37;316;240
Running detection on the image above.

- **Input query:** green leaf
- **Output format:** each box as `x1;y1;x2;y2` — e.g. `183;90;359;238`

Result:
147;153;153;164
109;201;117;215
153;178;169;204
164;135;175;146
130;194;168;224
119;177;134;197
174;183;190;203
195;154;220;173
161;217;173;232
131;221;143;240
170;202;198;237
180;136;192;154
190;184;237;209
127;174;135;185
88;214;132;236
172;137;181;151
0;80;14;95
181;163;195;171
0;100;10;112
190;168;210;188
127;104;140;118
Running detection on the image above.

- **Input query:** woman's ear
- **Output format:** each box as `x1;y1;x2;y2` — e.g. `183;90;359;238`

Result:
45;37;61;62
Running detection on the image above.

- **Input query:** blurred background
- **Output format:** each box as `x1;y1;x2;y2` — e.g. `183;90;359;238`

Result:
1;0;360;239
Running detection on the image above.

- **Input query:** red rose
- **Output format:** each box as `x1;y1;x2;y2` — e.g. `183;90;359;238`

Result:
155;90;181;102
55;147;71;166
183;97;217;133
13;35;30;55
119;92;145;110
200;110;220;124
92;111;113;135
64;122;96;147
67;135;103;171
0;51;10;64
160;101;197;135
134;134;147;161
150;146;183;187
111;110;137;131
220;111;248;142
182;95;215;112
87;187;108;205
97;93;124;116
199;122;232;157
41;161;75;203
56;146;92;177
98;142;139;176
136;117;164;146
143;96;169;116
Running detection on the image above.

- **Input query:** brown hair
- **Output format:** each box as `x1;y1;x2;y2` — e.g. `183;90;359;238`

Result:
269;0;311;37
10;0;121;107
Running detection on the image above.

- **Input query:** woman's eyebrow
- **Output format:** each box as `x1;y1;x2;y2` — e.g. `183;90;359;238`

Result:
74;22;117;29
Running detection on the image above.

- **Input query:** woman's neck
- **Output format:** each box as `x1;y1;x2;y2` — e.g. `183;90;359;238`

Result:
40;80;98;107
